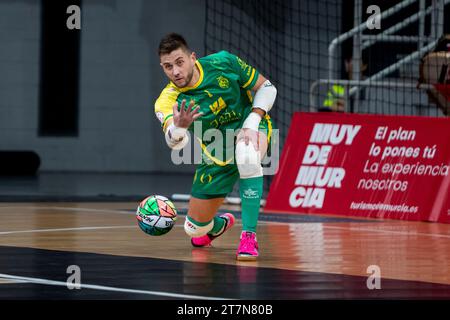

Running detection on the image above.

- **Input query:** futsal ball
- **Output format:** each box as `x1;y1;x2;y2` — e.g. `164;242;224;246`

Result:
136;195;177;236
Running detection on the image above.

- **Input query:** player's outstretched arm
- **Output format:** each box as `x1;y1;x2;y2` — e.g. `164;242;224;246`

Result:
164;99;202;150
173;99;202;128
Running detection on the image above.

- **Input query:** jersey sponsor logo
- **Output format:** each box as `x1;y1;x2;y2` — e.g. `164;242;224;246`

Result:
217;76;229;89
209;110;242;128
209;97;227;115
204;90;213;98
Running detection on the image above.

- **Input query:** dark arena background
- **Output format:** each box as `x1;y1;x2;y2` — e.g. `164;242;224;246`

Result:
1;0;450;314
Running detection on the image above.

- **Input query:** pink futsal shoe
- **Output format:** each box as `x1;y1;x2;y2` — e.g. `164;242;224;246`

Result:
236;231;259;261
191;213;235;247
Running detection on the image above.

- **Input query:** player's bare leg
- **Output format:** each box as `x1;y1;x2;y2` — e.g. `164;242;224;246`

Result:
186;197;236;247
188;197;225;222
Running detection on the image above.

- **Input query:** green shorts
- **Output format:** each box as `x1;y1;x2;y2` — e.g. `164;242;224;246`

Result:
191;116;274;199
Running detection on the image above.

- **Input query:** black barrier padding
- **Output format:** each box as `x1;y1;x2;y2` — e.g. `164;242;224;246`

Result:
0;151;41;176
38;0;81;136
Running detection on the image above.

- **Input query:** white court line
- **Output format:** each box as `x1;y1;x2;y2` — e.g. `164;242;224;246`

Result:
0;223;248;236
3;206;448;239
0;226;136;236
0;206;133;215
0;278;28;284
0;206;272;226
0;273;232;300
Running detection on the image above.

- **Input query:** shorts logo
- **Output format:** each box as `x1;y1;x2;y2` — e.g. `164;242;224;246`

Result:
243;188;259;199
217;76;229;89
199;173;213;184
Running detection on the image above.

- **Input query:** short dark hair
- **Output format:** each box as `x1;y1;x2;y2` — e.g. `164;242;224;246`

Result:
158;33;191;56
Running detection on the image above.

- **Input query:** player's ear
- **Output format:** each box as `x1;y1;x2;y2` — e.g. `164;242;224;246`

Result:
191;51;197;61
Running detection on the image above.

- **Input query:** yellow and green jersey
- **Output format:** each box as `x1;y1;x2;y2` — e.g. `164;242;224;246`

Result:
155;51;274;195
155;50;260;137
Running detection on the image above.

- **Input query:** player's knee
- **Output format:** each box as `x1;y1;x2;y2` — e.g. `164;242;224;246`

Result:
184;217;213;237
235;140;263;179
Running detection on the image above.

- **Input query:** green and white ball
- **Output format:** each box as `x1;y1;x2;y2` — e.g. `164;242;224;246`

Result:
136;195;177;236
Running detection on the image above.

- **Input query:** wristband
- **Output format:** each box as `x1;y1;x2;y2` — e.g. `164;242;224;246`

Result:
242;112;262;131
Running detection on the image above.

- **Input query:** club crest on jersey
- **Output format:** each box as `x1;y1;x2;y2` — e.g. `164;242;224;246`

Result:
217;76;229;89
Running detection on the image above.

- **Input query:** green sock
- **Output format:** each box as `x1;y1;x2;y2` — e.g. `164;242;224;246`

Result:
187;215;225;236
208;216;226;236
240;176;263;233
186;216;212;227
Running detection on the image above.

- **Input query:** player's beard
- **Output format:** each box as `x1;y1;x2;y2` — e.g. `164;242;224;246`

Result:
183;68;195;88
176;66;194;88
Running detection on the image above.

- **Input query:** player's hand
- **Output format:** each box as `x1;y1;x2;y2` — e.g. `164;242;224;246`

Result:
237;128;260;151
173;100;202;129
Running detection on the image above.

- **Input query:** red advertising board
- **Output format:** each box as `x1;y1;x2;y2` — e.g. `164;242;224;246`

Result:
265;112;450;223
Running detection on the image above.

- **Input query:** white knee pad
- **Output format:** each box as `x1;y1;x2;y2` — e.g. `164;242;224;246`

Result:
235;140;263;179
184;218;213;237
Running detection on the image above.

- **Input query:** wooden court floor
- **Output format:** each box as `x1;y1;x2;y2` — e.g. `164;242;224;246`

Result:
0;202;450;299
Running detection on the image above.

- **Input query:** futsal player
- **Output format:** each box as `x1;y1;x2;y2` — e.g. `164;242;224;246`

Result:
154;33;277;260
